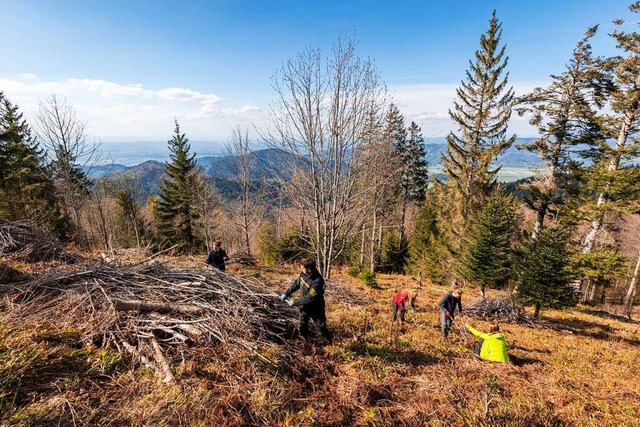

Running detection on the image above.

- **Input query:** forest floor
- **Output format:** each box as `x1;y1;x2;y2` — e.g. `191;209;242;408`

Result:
1;256;639;426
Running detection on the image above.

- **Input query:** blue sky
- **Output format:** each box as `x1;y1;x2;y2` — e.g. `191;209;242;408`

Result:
0;0;633;142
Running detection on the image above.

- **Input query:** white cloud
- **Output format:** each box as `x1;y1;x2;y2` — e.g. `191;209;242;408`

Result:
0;74;264;140
0;73;546;141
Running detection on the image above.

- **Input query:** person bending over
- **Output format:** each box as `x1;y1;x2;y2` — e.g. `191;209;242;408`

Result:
392;288;419;329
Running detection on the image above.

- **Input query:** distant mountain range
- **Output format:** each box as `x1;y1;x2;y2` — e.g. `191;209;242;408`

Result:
88;139;544;199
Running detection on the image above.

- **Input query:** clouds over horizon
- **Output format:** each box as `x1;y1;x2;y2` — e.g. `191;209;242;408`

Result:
1;73;541;142
0;74;264;141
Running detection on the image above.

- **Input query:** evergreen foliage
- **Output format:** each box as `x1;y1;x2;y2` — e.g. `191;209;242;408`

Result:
516;27;603;240
573;249;630;303
442;10;516;220
115;187;146;247
514;227;578;318
399;121;429;203
458;188;520;296
380;231;407;273
579;2;640;254
257;224;310;266
384;104;407;151
0;92;65;234
155;121;202;253
409;192;450;285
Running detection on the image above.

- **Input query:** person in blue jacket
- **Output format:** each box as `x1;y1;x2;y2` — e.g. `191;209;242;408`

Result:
280;258;332;343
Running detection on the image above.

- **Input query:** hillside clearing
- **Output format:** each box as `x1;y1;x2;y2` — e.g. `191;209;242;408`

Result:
1;259;639;426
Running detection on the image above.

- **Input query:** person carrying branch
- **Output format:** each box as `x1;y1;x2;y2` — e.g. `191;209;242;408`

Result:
280;258;333;343
392;287;419;329
439;287;463;338
466;323;510;362
206;241;228;271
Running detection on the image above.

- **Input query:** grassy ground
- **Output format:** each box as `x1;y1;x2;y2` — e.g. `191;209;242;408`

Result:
1;259;639;426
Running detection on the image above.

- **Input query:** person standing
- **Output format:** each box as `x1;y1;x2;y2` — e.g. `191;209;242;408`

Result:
280;258;332;343
439;288;463;338
206;241;228;271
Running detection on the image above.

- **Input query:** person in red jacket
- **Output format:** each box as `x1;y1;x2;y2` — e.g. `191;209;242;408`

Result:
392;287;419;328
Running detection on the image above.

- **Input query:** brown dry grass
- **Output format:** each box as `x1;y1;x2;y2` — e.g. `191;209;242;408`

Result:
1;258;639;426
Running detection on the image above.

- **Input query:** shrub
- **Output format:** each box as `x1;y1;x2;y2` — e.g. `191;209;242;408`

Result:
358;268;377;288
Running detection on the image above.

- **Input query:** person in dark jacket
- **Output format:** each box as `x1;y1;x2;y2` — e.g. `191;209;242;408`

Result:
206;241;228;271
280;258;332;343
439;288;463;338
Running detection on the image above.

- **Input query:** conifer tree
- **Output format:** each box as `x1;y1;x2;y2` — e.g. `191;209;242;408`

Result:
442;10;516;222
581;2;640;254
410;190;450;284
514;227;578;318
361;107;401;271
384;103;407;152
0;92;64;232
398;121;428;245
458;188;519;296
384;105;428;271
114;174;146;248
516;27;603;240
155;121;201;253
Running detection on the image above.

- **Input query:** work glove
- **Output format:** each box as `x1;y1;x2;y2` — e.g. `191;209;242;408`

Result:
279;294;287;301
445;311;450;317
286;299;295;307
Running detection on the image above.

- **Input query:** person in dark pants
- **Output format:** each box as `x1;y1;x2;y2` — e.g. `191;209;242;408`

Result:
280;258;332;343
206;241;228;271
439;288;463;338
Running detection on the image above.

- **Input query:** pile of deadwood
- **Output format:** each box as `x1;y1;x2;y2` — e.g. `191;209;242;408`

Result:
0;263;305;384
464;297;533;325
0;220;79;264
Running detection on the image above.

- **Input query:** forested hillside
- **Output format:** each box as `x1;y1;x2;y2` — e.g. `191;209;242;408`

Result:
1;2;640;426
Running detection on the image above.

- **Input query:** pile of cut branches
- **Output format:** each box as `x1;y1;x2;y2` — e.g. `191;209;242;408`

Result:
0;220;79;264
464;297;533;324
0;263;299;384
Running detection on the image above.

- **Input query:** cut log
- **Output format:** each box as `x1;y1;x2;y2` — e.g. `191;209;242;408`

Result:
122;341;159;374
150;337;176;384
114;300;203;315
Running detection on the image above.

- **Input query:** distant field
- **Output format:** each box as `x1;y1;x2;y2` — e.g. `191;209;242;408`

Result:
429;166;538;183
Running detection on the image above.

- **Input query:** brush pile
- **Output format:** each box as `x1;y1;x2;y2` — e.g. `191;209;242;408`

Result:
464;297;532;324
0;220;79;264
0;263;299;384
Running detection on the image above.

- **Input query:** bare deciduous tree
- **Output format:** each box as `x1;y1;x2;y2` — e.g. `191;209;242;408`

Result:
225;126;262;258
36;95;100;246
262;36;386;278
194;172;221;253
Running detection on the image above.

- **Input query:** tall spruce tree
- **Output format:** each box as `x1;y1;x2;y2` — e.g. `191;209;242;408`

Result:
458;188;519;296
397;121;428;252
442;10;516;223
0;92;64;233
382;104;410;270
155;121;201;253
516;27;603;241
581;2;640;254
514;227;578;318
